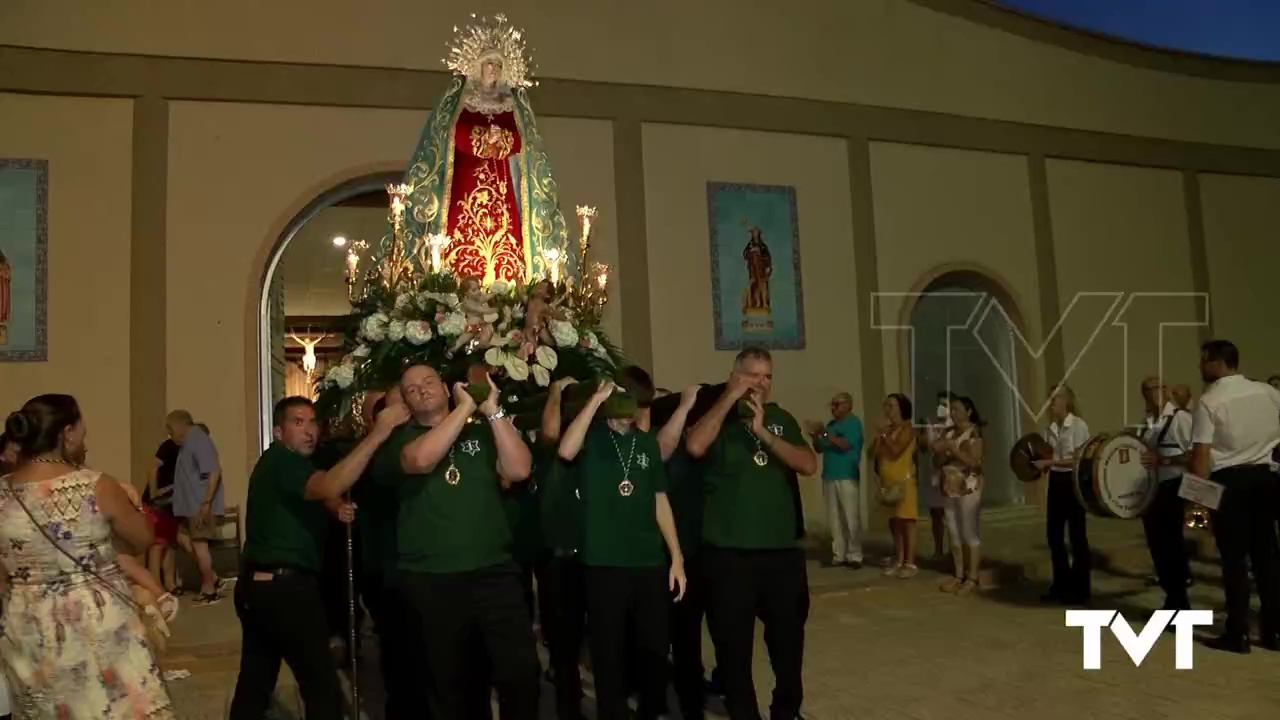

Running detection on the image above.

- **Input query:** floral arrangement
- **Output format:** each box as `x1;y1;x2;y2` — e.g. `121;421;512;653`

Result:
314;190;624;427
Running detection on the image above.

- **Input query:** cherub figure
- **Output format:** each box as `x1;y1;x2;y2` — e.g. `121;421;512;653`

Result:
523;279;567;347
448;277;500;357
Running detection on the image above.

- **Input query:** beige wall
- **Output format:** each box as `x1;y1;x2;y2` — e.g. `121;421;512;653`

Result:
641;123;859;529
166;101;618;508
4;1;1280;149
1200;174;1280;377
1047;160;1202;432
869;142;1043;403
0;93;135;480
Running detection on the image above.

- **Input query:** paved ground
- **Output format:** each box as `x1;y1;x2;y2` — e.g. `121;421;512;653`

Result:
160;512;1280;719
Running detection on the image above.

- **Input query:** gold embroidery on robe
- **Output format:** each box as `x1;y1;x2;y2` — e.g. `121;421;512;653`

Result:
470;125;516;160
451;158;522;285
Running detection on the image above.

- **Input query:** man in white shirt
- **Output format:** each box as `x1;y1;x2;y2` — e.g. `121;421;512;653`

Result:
1137;377;1194;612
1035;384;1092;605
1190;340;1280;654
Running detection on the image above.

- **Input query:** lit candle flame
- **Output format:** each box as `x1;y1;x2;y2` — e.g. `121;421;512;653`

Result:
576;205;597;247
427;233;451;273
542;247;563;286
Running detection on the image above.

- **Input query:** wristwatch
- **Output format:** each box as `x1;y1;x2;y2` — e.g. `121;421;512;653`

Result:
487;407;507;423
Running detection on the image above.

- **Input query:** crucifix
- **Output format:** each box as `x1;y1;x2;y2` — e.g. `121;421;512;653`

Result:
289;332;328;376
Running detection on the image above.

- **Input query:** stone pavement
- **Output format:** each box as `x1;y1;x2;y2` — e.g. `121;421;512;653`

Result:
160;511;1280;719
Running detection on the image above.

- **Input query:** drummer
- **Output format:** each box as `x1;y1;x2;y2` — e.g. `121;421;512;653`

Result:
1034;384;1092;605
1138;377;1193;612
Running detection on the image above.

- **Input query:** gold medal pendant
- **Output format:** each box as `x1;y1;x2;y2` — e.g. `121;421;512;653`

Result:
445;464;462;485
753;450;769;467
618;478;635;497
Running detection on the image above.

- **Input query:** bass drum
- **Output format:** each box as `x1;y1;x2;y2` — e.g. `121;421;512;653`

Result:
1073;433;1156;519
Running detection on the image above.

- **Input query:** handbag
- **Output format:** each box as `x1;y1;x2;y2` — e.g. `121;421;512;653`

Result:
876;481;905;506
5;476;171;652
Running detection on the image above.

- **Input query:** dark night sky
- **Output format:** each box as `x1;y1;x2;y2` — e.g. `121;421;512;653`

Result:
997;0;1280;61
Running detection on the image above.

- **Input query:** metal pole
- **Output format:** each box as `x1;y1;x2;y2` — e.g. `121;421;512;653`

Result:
346;494;360;715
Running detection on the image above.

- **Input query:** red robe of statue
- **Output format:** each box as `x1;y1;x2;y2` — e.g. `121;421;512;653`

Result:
445;109;526;285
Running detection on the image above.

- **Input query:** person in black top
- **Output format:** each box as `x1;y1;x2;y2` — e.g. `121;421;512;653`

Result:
146;437;181;593
228;396;409;720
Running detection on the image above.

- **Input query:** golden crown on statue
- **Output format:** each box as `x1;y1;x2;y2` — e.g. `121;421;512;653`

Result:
444;14;535;88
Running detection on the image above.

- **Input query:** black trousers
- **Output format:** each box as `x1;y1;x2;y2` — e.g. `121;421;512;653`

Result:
1209;464;1280;638
363;572;432;719
400;564;540;720
1046;471;1091;601
229;570;343;720
538;553;588;717
1141;479;1190;609
670;552;707;720
585;565;670;720
703;546;809;720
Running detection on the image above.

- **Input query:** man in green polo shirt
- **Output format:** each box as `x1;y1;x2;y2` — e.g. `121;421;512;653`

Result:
559;377;686;720
685;347;817;720
230;395;409;720
374;364;539;720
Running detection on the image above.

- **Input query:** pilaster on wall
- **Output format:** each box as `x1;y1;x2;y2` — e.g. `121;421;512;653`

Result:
847;133;885;530
612;119;653;371
1181;171;1214;344
1026;154;1065;392
129;96;168;484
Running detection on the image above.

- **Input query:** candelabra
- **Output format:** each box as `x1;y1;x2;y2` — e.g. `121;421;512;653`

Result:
344;240;370;302
381;183;416;292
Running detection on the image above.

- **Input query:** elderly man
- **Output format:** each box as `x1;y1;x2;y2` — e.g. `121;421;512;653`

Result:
168;410;224;605
686;347;817;720
807;392;865;568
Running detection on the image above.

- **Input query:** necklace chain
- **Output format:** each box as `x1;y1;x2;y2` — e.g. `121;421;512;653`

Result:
609;428;638;479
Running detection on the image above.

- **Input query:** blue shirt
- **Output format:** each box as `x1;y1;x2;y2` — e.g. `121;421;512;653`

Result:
818;415;863;481
172;426;224;518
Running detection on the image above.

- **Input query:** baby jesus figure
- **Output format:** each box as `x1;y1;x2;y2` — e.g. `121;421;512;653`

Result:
523;279;567;347
448;276;500;357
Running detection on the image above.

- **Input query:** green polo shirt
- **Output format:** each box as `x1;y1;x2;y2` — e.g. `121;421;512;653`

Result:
665;445;704;556
576;421;667;568
702;404;805;549
536;442;583;554
372;421;512;574
242;442;329;572
503;462;541;566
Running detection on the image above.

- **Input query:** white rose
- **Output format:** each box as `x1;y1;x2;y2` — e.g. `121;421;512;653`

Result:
352;345;371;358
485;347;510;367
394;294;413;312
534;346;559;371
489;281;511;296
405;321;433;345
439;312;466;337
549;319;578;348
531;364;551;387
504;356;530;382
387;320;406;342
326;362;356;389
360;313;389;342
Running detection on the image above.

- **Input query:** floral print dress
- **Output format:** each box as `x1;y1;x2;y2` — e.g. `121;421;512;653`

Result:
0;469;174;719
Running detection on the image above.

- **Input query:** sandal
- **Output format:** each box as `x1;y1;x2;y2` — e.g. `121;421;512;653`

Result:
895;564;919;579
940;576;964;593
956;579;979;596
882;564;902;577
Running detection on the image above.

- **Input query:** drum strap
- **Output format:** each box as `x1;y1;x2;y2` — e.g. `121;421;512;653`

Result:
1154;410;1185;450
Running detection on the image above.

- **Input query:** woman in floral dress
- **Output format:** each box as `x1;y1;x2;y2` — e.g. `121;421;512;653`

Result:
0;394;174;719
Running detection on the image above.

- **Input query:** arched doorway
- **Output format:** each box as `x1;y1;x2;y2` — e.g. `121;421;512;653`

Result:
255;171;401;452
905;269;1027;509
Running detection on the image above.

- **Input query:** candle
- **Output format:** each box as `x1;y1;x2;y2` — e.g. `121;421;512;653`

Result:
345;248;360;280
427;233;451;273
542;247;562;286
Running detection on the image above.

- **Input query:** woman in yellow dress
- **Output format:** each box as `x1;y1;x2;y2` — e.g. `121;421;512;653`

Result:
871;393;919;577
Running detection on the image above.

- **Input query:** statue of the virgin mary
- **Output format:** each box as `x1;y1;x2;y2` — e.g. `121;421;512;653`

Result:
400;15;567;287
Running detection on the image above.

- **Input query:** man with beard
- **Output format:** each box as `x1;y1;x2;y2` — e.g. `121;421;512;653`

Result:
685;347;816;720
375;364;539;719
229;396;408;720
1189;340;1280;653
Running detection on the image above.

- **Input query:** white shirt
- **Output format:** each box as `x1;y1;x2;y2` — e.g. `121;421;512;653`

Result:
1142;401;1193;483
1047;413;1090;462
1192;374;1280;471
